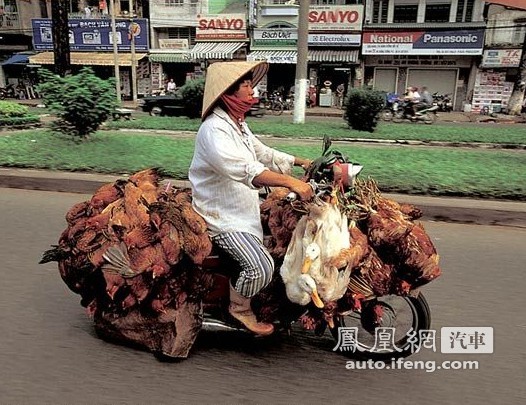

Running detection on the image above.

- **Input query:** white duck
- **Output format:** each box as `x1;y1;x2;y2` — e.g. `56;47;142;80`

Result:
280;219;324;308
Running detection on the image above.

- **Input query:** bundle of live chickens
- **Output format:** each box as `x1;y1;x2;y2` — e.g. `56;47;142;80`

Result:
42;168;441;358
258;178;441;332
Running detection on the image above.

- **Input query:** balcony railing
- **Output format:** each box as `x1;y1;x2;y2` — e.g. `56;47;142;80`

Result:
0;12;20;29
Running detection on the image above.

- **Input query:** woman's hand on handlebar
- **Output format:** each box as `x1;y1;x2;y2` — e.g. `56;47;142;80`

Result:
295;157;313;172
289;179;315;201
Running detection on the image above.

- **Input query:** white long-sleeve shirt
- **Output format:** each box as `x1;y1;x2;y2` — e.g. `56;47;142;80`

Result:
189;107;295;241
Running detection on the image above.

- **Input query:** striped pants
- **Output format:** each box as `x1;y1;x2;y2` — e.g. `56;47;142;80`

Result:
212;232;275;298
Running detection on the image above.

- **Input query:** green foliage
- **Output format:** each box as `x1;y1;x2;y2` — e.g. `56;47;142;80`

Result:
178;78;204;119
0;100;30;117
0;115;40;127
37;67;118;138
343;87;386;132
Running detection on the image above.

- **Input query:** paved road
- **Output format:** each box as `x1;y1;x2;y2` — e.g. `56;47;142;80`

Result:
1;188;525;404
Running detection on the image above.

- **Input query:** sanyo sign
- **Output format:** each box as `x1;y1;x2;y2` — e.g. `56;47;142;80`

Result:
196;14;247;40
308;5;364;31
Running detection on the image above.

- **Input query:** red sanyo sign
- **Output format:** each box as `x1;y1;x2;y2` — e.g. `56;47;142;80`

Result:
308;5;364;31
196;14;247;40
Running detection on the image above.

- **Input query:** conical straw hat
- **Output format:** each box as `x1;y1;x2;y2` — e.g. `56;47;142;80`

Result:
201;61;268;119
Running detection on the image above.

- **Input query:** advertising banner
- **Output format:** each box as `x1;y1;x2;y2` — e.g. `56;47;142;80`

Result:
32;18;149;52
308;33;361;46
196;13;247;40
308;5;363;31
481;49;521;68
253;28;297;47
362;29;484;55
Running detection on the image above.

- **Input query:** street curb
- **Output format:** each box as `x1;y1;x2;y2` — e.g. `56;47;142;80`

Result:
1;168;525;228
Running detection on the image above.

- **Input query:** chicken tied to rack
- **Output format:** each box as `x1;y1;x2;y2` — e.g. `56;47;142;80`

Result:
257;178;441;335
40;168;215;358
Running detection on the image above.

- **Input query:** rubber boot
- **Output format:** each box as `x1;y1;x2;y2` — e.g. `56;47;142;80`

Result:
229;285;274;336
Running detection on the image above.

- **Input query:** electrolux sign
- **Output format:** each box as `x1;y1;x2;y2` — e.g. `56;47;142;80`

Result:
362;29;484;55
32;18;149;52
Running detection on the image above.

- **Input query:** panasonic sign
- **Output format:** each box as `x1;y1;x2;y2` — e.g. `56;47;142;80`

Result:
423;33;479;43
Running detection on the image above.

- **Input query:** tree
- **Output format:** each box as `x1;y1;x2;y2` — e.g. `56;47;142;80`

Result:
507;34;526;115
37;67;118;138
51;0;70;77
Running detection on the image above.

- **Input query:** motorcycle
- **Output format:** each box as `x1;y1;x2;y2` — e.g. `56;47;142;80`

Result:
386;100;439;124
263;90;285;115
46;140;437;362
0;83;17;100
433;92;453;112
156;145;433;361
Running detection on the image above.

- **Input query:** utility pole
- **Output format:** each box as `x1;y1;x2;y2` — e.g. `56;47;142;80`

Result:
51;0;70;77
293;0;309;124
109;0;121;103
130;1;138;104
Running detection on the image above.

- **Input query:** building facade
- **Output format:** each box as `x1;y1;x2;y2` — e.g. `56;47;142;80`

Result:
9;0;526;114
472;0;526;113
363;0;486;110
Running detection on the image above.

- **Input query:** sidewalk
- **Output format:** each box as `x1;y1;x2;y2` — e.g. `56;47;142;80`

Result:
17;98;523;124
1;167;525;228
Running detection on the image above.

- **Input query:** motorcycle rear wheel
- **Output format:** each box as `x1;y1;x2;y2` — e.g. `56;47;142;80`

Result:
392;111;404;123
381;109;393;121
272;102;284;116
330;293;431;360
423;112;436;124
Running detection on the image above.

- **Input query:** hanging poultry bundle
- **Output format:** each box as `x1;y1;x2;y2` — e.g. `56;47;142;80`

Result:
260;178;441;332
41;168;215;358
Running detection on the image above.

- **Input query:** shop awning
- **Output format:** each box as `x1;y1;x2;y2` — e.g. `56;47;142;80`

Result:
247;50;297;64
1;53;32;65
28;52;147;66
247;49;359;64
190;42;245;60
148;52;194;63
308;49;359;63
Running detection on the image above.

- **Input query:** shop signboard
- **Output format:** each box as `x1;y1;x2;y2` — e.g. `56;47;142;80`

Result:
196;13;247;40
159;39;189;51
481;49;521;68
308;33;361;46
32;18;149;51
308;5;363;31
253;28;297;47
362;29;484;55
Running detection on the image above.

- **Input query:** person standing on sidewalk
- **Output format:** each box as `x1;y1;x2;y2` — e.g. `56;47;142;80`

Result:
189;61;314;336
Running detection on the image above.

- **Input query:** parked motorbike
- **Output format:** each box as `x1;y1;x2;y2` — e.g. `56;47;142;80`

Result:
0;83;17;100
263;90;285;115
433;92;453;112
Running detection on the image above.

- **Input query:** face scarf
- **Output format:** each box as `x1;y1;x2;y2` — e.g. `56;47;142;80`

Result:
220;93;257;123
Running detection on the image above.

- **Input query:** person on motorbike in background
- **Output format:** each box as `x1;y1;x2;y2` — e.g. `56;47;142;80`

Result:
420;86;433;108
404;86;421;117
189;61;314;336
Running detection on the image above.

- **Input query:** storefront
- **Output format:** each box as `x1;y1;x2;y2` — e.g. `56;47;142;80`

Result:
362;28;485;110
192;13;249;67
30;17;150;98
148;39;200;95
471;48;521;113
306;5;363;106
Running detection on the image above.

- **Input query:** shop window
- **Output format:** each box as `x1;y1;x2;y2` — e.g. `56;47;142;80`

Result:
393;4;418;23
456;0;474;22
309;0;363;4
168;27;196;46
425;4;450;23
372;0;389;24
512;23;526;44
